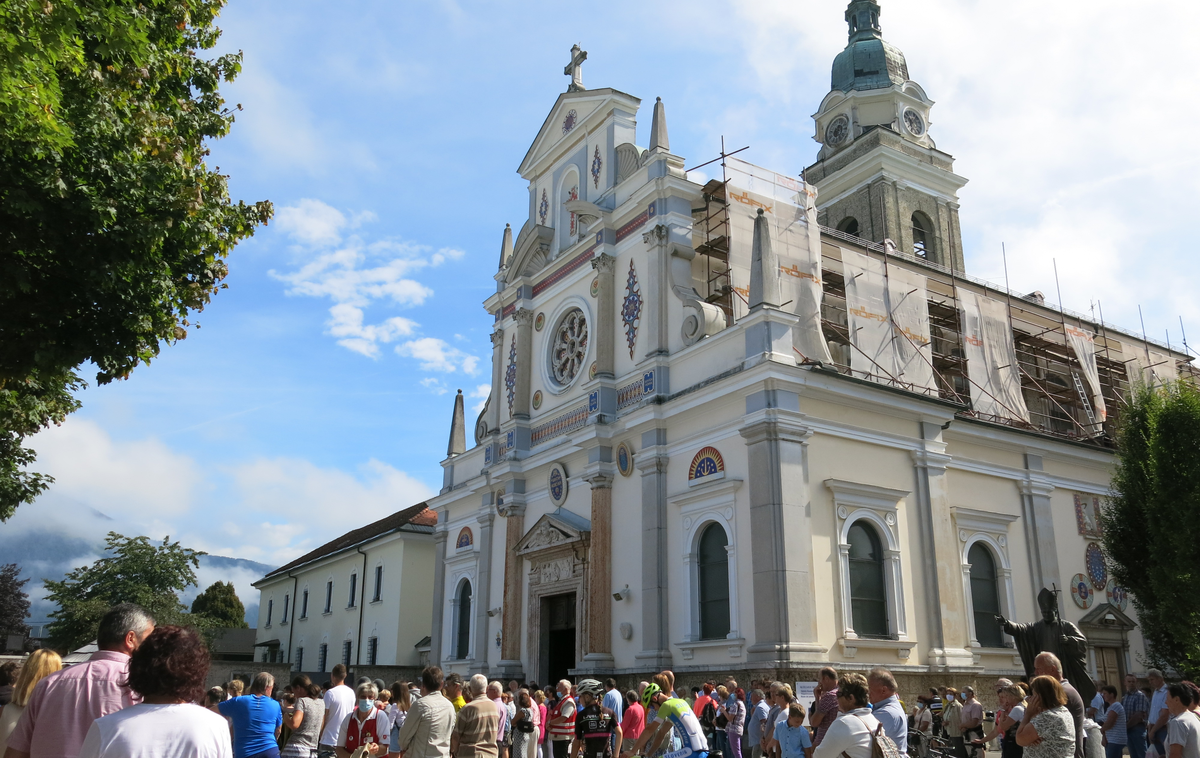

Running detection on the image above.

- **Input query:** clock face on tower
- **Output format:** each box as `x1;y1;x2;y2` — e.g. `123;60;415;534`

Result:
825;115;850;147
902;108;926;137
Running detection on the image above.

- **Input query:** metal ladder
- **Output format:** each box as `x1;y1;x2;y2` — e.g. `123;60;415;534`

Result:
1072;372;1098;428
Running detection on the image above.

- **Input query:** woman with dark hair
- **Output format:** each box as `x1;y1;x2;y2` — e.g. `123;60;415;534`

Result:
1016;676;1075;758
387;680;412;757
282;674;325;758
79;625;232;757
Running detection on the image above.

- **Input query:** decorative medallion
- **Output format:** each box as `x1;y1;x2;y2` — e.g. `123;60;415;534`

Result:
505;335;517;417
902;108;926;137
456;527;473;549
617;442;634;477
549;308;589;387
591;145;602;188
534;312;546;331
567;185;579;236
825;115;850;147
621;259;643;359
1086;542;1108;589
590;277;599;297
532;390;543;410
1070;572;1094;609
1106;583;1128;612
588;361;596;380
1074;493;1103;538
548;462;569;506
539;188;549;225
562;109;578;135
688;446;725;484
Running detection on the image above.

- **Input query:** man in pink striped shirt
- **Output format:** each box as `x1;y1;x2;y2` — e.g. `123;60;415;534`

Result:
4;603;155;758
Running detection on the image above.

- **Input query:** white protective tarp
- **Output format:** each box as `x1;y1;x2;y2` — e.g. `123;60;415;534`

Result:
725;158;832;364
959;290;1030;423
1123;340;1179;389
1064;325;1107;423
841;249;937;394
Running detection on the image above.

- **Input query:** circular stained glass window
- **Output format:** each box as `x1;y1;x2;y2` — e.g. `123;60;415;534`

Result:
549;308;589;387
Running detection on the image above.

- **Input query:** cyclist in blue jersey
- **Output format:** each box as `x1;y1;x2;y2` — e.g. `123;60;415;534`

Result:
621;684;709;758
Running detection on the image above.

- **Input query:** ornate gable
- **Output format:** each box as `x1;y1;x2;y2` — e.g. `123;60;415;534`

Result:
515;509;591;556
517;89;640;180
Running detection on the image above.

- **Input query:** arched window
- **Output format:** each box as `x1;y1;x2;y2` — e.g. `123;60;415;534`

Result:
847;522;888;637
697;523;731;640
911;212;931;258
837;216;860;236
968;543;1004;647
454;580;472;659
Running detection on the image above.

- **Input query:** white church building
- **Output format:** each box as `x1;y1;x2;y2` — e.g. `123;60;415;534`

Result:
260;0;1192;693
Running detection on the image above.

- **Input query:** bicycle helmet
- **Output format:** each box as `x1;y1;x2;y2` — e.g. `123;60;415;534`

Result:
577;679;604;700
641;682;662;709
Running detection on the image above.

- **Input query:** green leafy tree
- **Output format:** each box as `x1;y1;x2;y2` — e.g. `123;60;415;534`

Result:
0;0;273;521
1102;380;1200;678
191;580;247;628
0;563;31;637
44;532;209;651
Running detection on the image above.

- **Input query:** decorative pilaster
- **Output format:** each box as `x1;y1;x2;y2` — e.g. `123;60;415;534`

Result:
641;225;670;358
634;429;672;668
430;525;449;665
911;421;973;668
581;469;615;669
591;254;616;380
497;496;526;678
488;329;505;434
513;309;534;420
1018;453;1060;616
738;389;825;664
472;503;495;671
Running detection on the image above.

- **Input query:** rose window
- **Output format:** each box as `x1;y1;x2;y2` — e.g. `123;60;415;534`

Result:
550;309;589;386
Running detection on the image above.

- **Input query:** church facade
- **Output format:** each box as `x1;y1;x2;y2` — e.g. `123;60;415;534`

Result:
419;1;1184;694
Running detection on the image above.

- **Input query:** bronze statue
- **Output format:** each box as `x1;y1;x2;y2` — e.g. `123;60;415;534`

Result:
996;587;1095;705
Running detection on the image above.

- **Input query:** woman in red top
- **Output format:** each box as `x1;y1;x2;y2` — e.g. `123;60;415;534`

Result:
694;684;715;718
621;690;645;742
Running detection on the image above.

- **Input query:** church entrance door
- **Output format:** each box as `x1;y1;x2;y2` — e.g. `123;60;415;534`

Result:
1095;645;1123;688
542;592;576;685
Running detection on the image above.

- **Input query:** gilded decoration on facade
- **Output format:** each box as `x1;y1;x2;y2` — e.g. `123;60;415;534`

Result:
505;335;517;416
1070;573;1093;609
1074;493;1103;538
622;259;642;359
539;189;549;225
688;446;725;483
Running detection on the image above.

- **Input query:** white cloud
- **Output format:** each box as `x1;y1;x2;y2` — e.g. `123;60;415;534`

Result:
270;199;479;364
469;384;491;415
420;377;449;395
396;337;480;375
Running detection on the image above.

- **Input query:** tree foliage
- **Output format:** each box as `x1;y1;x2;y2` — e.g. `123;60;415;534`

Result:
1102;380;1200;678
0;563;31;637
0;0;273;521
44;532;208;652
191;580;247;628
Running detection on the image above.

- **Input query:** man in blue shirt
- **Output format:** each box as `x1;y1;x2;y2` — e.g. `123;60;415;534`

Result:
1123;674;1151;758
746;689;770;758
867;668;907;756
219;672;284;758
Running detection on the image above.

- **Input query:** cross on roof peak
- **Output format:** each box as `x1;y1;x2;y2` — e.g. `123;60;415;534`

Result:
564;44;587;92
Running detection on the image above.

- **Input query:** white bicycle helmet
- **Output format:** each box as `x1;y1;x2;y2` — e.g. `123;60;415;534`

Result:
577;679;605;700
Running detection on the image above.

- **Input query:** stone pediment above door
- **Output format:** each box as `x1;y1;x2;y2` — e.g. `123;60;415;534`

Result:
505;219;555;283
1077;602;1137;632
515;508;591;556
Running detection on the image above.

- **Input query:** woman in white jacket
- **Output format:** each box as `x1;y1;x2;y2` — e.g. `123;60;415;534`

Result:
812;674;881;758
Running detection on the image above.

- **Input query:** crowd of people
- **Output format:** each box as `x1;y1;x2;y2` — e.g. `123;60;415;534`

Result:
1;602;1200;758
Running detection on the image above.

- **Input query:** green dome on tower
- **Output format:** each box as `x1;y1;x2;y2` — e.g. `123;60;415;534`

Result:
830;0;909;93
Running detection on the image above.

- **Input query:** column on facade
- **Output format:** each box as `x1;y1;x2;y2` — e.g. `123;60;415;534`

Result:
582;468;615;667
513;309;534;420
911;421;974;667
591;254;616;379
641;225;670;358
430;525;449;665
497;494;526;677
739;390;824;663
472;499;496;671
1019;453;1060;615
634;428;671;668
488;328;505;432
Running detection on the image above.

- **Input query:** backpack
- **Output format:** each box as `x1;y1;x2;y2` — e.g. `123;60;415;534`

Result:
845;715;904;758
700;701;717;732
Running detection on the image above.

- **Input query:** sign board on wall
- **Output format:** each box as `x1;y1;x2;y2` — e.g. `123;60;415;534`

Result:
794;681;818;704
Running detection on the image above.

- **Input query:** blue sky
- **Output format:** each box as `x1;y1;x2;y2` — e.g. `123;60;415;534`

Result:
10;0;1200;621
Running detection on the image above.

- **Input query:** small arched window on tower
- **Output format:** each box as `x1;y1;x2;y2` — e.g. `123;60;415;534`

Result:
697;523;731;640
837;217;860;237
911;212;932;259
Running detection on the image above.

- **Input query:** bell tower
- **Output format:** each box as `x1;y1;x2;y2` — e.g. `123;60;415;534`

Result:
805;0;967;272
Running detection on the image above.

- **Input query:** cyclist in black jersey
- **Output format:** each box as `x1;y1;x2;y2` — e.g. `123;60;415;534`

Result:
573;679;624;758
